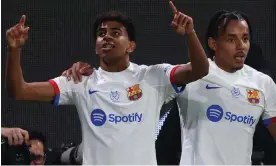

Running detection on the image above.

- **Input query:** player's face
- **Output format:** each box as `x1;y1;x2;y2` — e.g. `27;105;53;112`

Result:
95;21;135;62
215;20;250;71
27;139;45;165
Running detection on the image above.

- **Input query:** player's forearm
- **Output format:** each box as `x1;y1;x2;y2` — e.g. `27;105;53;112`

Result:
6;47;28;99
186;31;209;78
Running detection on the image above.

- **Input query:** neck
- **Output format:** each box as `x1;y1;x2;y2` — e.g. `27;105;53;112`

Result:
100;56;130;72
214;58;238;73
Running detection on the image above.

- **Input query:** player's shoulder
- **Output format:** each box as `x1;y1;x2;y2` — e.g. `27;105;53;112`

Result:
141;63;174;73
242;65;272;82
119;62;149;74
133;63;176;84
131;62;148;71
149;63;173;68
242;64;262;76
242;64;275;90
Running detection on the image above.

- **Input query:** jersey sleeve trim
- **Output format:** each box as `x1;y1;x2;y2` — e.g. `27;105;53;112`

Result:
263;117;276;126
169;65;180;84
49;79;60;105
169;65;185;94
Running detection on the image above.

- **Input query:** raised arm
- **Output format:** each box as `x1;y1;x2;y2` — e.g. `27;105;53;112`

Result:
5;15;55;102
169;1;209;85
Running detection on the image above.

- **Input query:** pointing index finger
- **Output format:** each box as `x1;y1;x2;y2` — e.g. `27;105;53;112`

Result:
19;15;26;25
169;1;178;14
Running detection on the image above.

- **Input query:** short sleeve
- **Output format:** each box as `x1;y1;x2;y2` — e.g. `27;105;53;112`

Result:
145;64;185;102
262;76;276;126
48;76;75;105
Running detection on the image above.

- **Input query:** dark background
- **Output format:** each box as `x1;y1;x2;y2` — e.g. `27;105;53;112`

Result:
2;0;275;151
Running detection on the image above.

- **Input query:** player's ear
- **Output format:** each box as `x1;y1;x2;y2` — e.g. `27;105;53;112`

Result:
127;41;136;53
208;37;217;51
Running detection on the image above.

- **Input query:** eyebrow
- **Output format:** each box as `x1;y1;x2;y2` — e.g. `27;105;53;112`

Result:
97;27;122;32
226;34;237;37
226;33;249;37
111;27;122;31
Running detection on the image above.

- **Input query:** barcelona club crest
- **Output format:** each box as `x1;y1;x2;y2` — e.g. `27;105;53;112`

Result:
247;89;260;104
126;84;142;101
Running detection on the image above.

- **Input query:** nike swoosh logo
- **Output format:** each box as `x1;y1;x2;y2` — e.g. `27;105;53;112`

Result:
206;84;221;89
89;90;98;94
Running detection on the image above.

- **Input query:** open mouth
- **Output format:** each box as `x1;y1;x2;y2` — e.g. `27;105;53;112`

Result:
102;43;115;50
234;52;246;62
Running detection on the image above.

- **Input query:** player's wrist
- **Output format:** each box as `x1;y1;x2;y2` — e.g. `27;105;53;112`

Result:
1;128;8;137
7;45;21;52
186;29;196;36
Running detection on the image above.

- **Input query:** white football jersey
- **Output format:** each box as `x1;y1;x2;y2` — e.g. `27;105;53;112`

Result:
178;59;276;165
49;62;183;165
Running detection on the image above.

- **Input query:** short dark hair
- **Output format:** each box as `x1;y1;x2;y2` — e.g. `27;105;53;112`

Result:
29;130;46;145
93;11;136;42
206;10;253;58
